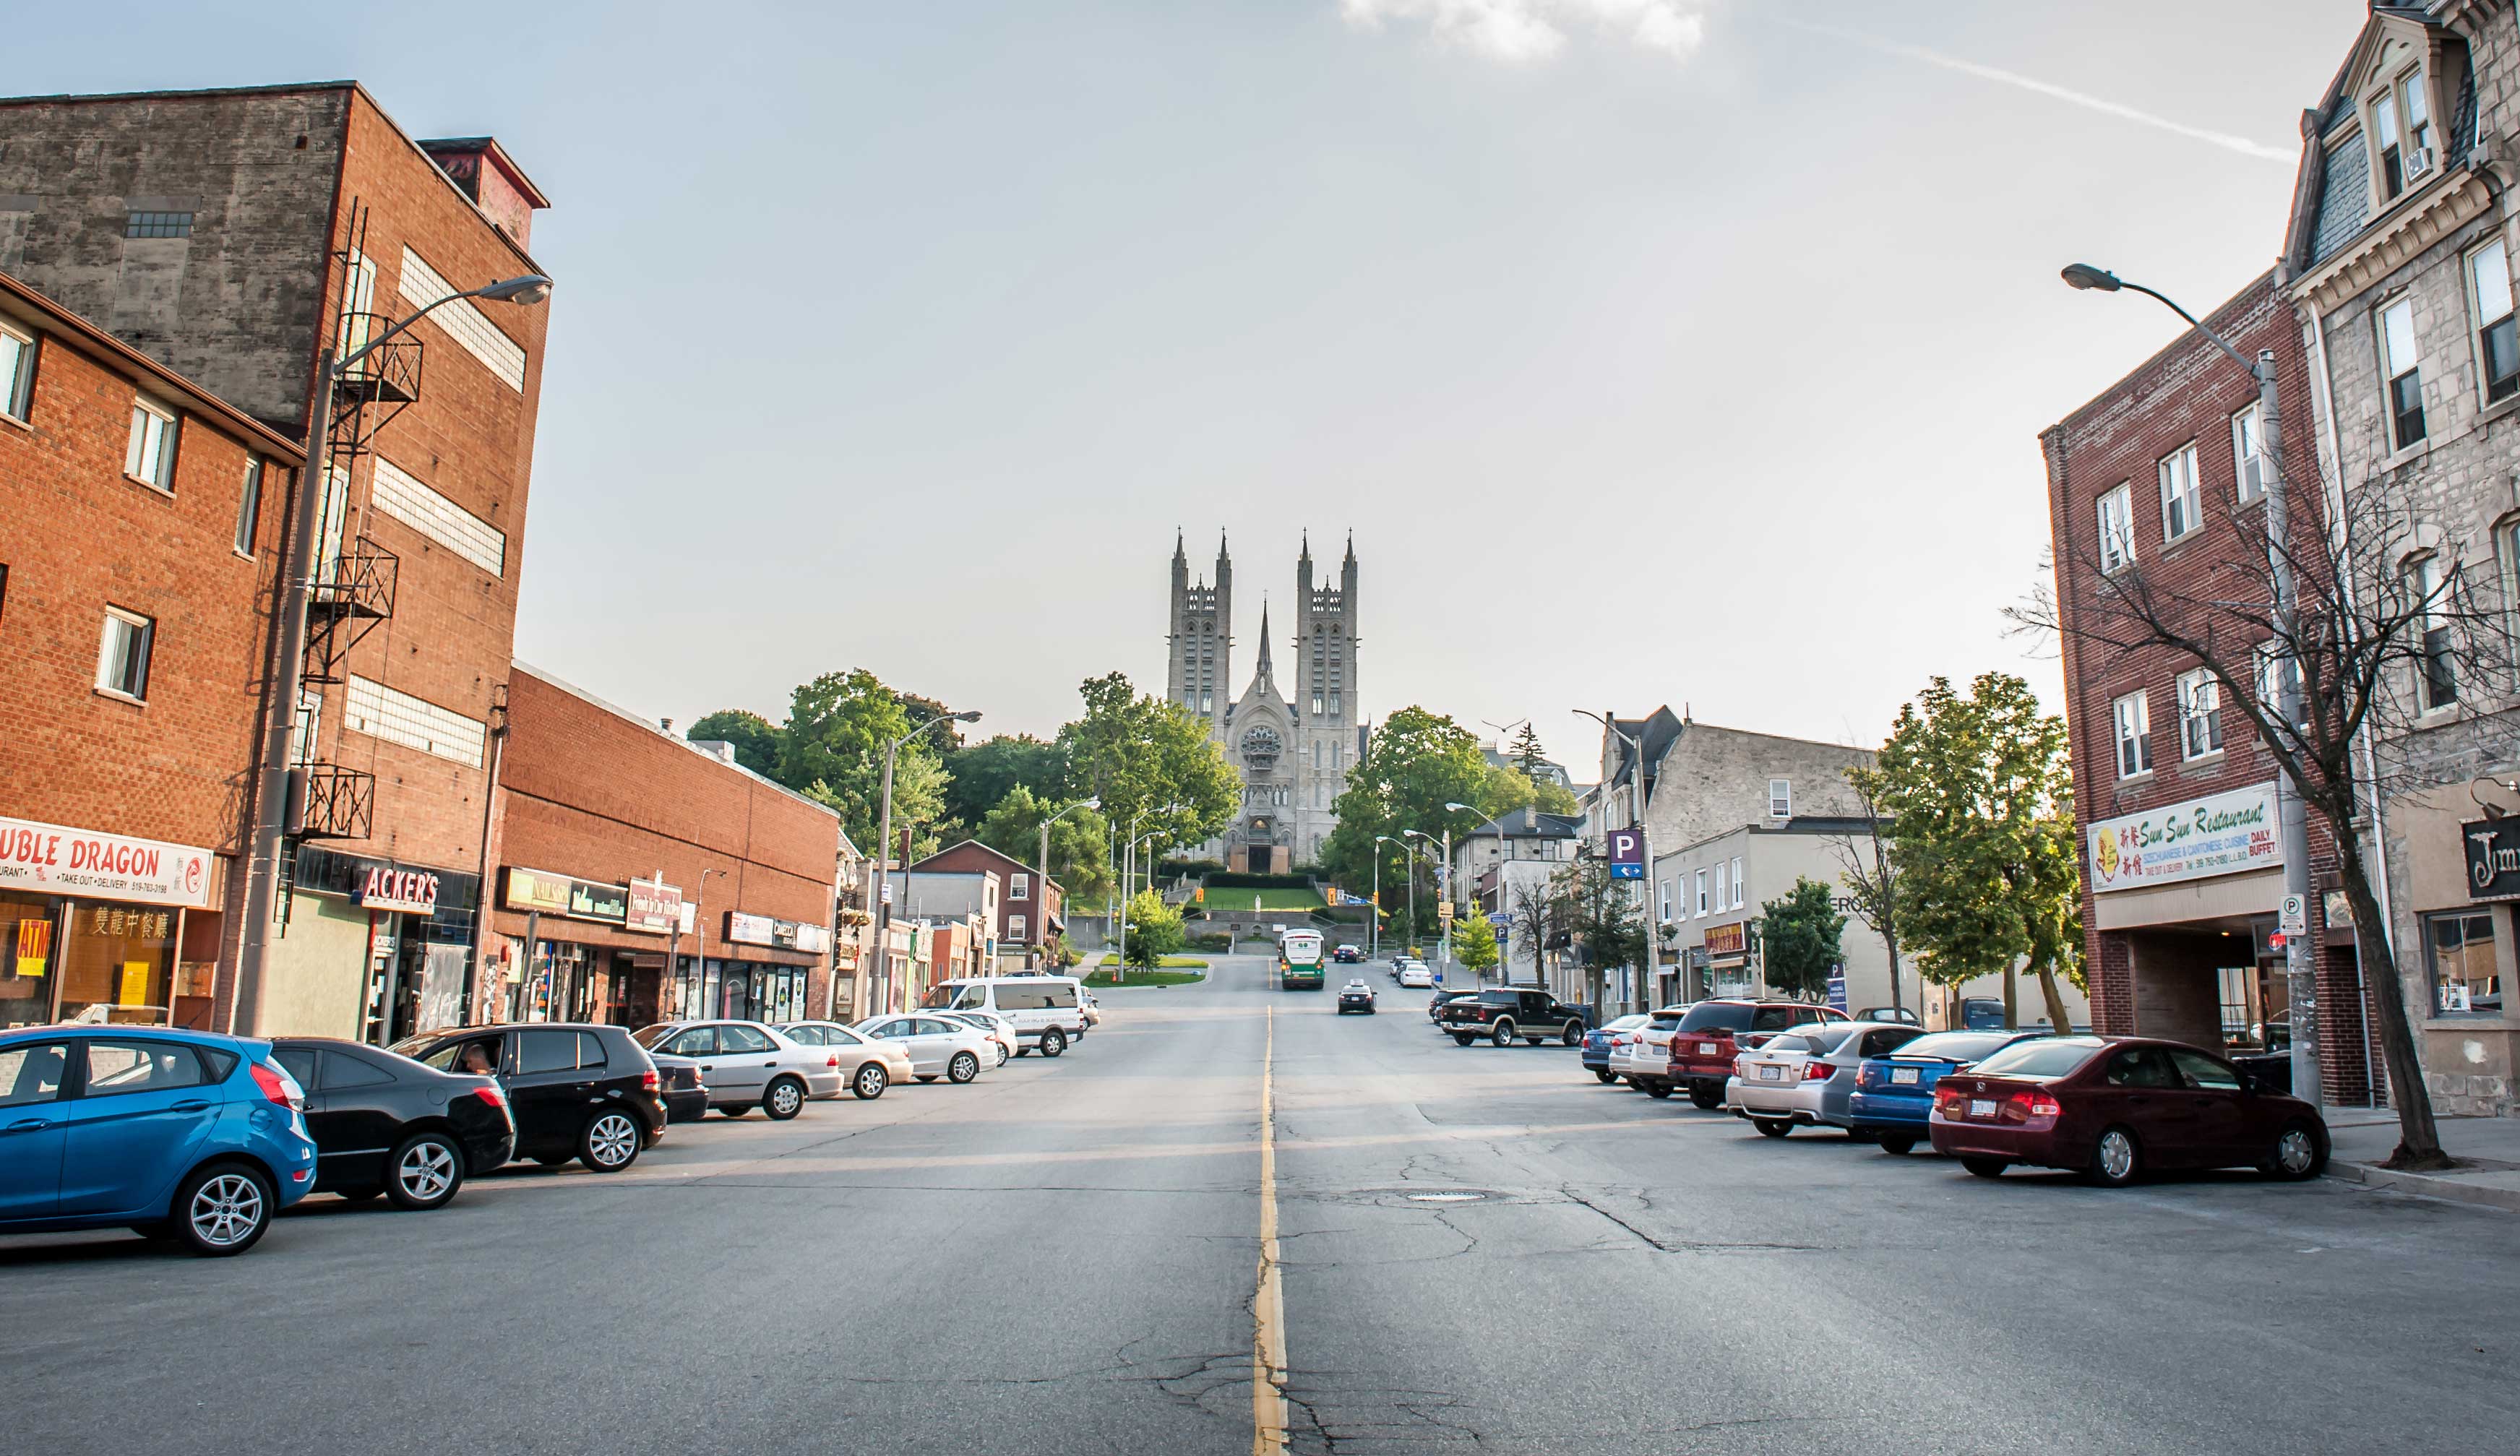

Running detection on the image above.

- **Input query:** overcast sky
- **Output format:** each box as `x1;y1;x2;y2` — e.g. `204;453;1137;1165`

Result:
15;1;2369;778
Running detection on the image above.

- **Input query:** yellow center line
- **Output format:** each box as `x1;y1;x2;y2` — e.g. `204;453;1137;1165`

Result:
1253;1004;1289;1455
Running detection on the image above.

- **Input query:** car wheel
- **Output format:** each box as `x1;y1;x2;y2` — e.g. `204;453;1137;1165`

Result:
1490;1020;1516;1048
580;1110;644;1173
763;1077;807;1121
385;1131;465;1210
1041;1028;1069;1058
996;1046;1010;1066
1594;1069;1618;1084
172;1162;273;1257
948;1051;981;1084
1754;1119;1792;1139
1687;1084;1722;1111
851;1061;890;1100
1963;1157;2011;1179
1560;1022;1583;1047
2262;1121;2326;1181
1875;1135;1917;1156
1451;1033;1474;1046
1644;1080;1674;1100
2083;1126;2141;1187
720;1104;753;1119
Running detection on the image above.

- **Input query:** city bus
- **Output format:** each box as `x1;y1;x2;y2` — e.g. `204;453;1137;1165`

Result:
1278;929;1326;991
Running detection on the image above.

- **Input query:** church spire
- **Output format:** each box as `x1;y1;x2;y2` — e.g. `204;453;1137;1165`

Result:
1255;598;1273;678
1299;530;1311;564
1343;530;1355;566
1174;528;1186;564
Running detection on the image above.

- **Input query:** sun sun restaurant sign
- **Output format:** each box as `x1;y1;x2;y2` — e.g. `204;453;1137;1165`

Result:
2087;781;2283;892
0;814;215;909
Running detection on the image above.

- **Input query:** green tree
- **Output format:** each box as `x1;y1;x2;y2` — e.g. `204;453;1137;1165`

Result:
1055;673;1239;850
779;669;950;853
1120;887;1185;970
1510;722;1550;782
1453;903;1500;982
1850;673;2080;1033
1759;876;1846;1002
1320;706;1493;921
943;734;1067;830
978;784;1113;903
1559;856;1645;994
685;709;785;779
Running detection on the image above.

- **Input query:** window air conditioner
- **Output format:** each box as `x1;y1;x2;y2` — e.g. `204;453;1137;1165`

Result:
2407;146;2436;179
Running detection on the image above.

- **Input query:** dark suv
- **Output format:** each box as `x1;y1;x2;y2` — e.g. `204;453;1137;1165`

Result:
1440;988;1589;1048
1664;999;1849;1108
390;1023;667;1173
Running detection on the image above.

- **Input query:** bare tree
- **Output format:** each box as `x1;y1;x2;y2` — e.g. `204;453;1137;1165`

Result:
1508;871;1563;989
1822;770;1903;1017
2016;420;2518;1169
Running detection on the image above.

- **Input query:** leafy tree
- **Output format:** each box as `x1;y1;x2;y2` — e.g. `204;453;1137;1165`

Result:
978;784;1113;902
1055;673;1239;851
685;709;785;779
1320;706;1493;914
1453;903;1500;982
1759;876;1846;1002
942;733;1066;830
1120;887;1185;970
1558;856;1645;996
1850;673;2079;1034
779;669;950;853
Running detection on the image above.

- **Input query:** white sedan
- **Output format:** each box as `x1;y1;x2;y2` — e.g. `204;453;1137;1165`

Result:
1398;963;1435;988
1606;1004;1695;1097
939;1010;1018;1066
854;1014;996;1085
773;1020;914;1099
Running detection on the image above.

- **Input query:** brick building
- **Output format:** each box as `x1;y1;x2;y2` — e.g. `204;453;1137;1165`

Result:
2039;270;2375;1104
487;665;842;1030
0;83;557;1040
0;268;303;1030
913;838;1067;970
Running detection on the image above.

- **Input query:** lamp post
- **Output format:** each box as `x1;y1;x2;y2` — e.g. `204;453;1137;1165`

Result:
1116;802;1184;977
229;272;554;1035
2063;262;2318;1111
874;708;981;1015
1575;708;1653;1015
1036;796;1099;968
1372;834;1399;961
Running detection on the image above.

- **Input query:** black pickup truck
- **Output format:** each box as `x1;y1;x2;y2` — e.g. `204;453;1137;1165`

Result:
1439;988;1589;1048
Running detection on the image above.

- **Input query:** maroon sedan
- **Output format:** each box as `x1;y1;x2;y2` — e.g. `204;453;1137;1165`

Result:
1927;1035;2328;1186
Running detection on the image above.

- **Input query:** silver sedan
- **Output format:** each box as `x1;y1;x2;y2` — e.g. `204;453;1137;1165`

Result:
853;1014;994;1084
937;1011;1018;1066
774;1021;916;1100
631;1020;845;1119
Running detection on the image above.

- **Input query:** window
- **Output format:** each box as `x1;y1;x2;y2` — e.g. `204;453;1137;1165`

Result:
2158;442;2202;543
271;1046;319;1091
576;1030;609;1068
1008;874;1029;901
126;396;179;489
2472;238;2519;405
1330;694;1343;715
343;674;488;767
2112;690;2153;778
1311;693;1325;715
322;1051;395;1089
1768;779;1791;819
1731;856;1745;909
720;1025;774;1053
2231;403;2266;505
665;1027;719;1057
124;210;194;238
1200;691;1213;713
2404;554;2457;711
371;457;507;577
2392;68;2435;187
2176;668;2224;759
2097;483;2136;572
97;608;154;700
1713;860;1729;911
83;1041;208;1095
0;316;34;421
233;457;265;556
0;1041;71;1108
1694;870;1709;916
515;1029;578;1073
2427;909;2501;1015
2381;298;2425;450
398;248;528;392
2255;640;2302;723
1008;913;1027;940
1659;879;1673;921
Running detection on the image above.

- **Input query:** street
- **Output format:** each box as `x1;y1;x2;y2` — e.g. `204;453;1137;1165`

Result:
1;953;2512;1455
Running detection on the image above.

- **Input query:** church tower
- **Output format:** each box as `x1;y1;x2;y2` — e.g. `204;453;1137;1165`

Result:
1291;531;1359;865
1166;530;1232;738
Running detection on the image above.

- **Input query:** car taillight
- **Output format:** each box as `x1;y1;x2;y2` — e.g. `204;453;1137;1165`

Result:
1804;1062;1833;1081
1933;1086;1966;1116
640;1067;661;1092
471;1083;507;1111
250;1061;304;1112
2017;1090;2062;1119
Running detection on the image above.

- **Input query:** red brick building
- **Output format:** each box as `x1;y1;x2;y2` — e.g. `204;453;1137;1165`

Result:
0;269;304;1030
486;665;843;1030
0;84;556;1040
2040;270;2373;1103
913;838;1067;969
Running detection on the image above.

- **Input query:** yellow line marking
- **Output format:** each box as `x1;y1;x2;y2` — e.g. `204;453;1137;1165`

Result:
1253;1004;1289;1455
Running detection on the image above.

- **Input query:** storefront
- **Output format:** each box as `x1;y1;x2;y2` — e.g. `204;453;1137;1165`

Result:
1;815;218;1030
663;910;828;1023
2405;816;2520;1113
288;847;482;1046
496;866;682;1029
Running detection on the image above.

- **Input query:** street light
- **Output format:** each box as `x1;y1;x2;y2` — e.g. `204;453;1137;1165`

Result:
231;273;556;1035
1433;801;1488;986
1117;802;1184;976
1034;796;1099;968
1401;830;1437;965
873;708;982;1013
1574;708;1653;1015
2061;261;2318;1111
1372;833;1400;960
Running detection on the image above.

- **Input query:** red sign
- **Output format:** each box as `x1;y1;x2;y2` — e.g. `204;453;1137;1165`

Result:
1703;921;1747;957
358;866;440;915
627;877;684;935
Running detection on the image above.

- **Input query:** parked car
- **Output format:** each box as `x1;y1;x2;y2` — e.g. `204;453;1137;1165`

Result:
1338;981;1378;1014
0;1026;318;1257
1390;956;1423;983
632;1020;842;1119
773;1021;915;1100
1846;1030;2056;1154
1928;1035;2330;1186
1440;988;1588;1047
1810;1022;1930;1132
920;976;1087;1056
1607;1004;1696;1095
1581;1013;1651;1083
1855;1007;1921;1025
1078;991;1102;1031
1955;997;2008;1031
938;1010;1019;1065
1398;962;1435;988
1427;989;1480;1025
854;1014;994;1084
270;1037;515;1210
1727;1022;1927;1136
395;1023;666;1173
658;1061;709;1123
1662;1000;1851;1109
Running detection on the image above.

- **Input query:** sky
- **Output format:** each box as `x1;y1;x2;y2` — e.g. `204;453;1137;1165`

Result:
12;1;2371;780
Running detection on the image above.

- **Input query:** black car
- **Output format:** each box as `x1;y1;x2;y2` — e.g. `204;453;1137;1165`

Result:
1427;989;1481;1025
1333;946;1362;964
269;1038;516;1211
1337;981;1377;1015
390;1023;667;1174
1440;988;1589;1047
658;1061;710;1123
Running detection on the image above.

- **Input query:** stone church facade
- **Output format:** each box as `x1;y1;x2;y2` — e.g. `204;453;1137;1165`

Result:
1166;533;1365;872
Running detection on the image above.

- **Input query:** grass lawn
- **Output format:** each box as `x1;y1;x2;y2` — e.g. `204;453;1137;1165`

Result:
1085;965;1208;986
1095;954;1208;968
1203;887;1324;910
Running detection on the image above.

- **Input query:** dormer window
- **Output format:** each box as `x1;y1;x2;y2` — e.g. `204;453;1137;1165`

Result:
2367;42;2435;204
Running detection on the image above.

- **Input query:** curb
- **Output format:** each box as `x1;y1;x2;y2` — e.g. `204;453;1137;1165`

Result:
2325;1158;2520;1212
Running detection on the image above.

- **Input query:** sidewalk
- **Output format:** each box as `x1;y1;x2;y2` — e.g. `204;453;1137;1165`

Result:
2323;1106;2520;1212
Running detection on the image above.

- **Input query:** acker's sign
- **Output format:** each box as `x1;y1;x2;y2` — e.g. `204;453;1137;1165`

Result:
1703;922;1747;958
0;814;214;909
2088;781;2282;892
357;866;440;916
2463;819;2520;902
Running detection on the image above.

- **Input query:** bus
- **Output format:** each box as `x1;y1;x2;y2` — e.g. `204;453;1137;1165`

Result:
1278;929;1326;991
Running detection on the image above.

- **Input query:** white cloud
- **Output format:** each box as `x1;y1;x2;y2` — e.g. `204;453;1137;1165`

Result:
1338;0;1718;65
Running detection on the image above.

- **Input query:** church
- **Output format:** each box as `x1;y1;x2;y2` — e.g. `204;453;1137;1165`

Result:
1166;532;1365;873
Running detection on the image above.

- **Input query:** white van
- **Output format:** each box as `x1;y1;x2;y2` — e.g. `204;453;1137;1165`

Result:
922;976;1088;1056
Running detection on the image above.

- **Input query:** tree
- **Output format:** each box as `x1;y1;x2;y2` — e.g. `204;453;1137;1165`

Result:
978;785;1113;903
1759;876;1846;1002
1120;888;1185;970
1558;856;1645;1001
1453;903;1500;983
1320;706;1493;923
685;709;785;779
1509;722;1550;782
1055;673;1239;852
1850;673;2080;1037
1508;873;1567;988
1822;768;1904;1016
942;734;1067;831
776;669;951;852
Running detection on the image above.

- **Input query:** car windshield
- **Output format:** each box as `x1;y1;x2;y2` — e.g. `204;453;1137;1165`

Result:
1888;1031;2019;1064
1676;1003;1754;1033
1969;1040;2098;1081
919;984;966;1010
1793;1025;1858;1054
629;1025;675;1048
1604;1015;1649;1031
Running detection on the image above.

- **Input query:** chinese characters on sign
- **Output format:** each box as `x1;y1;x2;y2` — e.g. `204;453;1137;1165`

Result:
2086;782;2282;893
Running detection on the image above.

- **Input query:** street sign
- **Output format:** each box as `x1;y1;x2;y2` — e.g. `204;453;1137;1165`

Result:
1827;968;1847;1012
2279;893;2308;936
1437;901;1454;922
1609;827;1645;881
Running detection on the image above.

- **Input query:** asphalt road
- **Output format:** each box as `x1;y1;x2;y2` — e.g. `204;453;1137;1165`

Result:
6;955;2516;1455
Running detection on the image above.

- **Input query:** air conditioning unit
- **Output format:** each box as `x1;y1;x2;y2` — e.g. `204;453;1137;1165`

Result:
2407;145;2437;180
2242;453;2269;500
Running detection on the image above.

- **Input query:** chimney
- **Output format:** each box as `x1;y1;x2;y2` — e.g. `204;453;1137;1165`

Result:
418;137;552;251
691;740;739;765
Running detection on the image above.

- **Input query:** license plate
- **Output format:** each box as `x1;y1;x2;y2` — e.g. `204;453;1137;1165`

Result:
1892;1068;1919;1085
1759;1066;1781;1082
1700;1042;1719;1055
1969;1098;1997;1118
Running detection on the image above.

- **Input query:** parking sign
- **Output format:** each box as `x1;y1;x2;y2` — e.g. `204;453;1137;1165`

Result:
1609;827;1645;881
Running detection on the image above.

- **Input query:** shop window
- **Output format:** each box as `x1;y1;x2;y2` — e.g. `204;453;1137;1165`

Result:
2403;553;2458;712
2380;298;2426;451
2427;909;2501;1015
2097;482;2136;572
0;316;35;422
2471;238;2519;405
2112;690;2153;778
126;395;179;490
2158;442;2203;543
2177;668;2223;759
3;892;56;1030
96;608;154;701
55;904;176;1025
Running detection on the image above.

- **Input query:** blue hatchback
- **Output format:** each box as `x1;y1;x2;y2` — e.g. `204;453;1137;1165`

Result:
0;1025;319;1256
1581;1014;1649;1083
1847;1030;2052;1155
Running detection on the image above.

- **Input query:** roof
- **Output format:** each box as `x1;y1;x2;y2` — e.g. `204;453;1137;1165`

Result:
2283;7;2481;273
1461;806;1583;840
509;660;844;826
911;837;1065;897
2041;270;2279;436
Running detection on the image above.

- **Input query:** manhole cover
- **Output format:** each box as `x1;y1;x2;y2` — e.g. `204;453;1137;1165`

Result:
1406;1192;1485;1203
